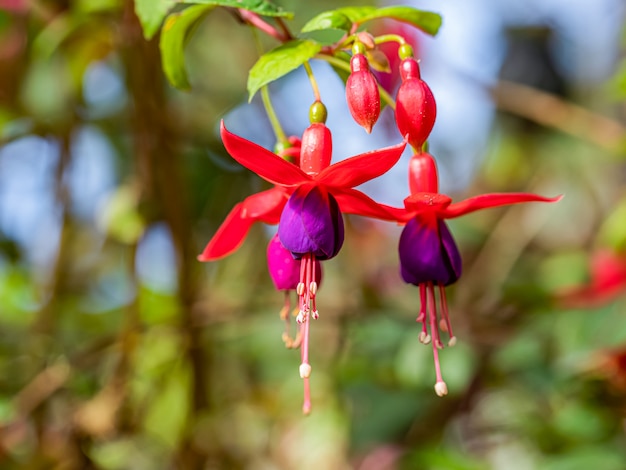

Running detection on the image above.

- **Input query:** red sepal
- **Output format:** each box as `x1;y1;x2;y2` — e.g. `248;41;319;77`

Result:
442;193;562;218
220;121;310;187
198;187;288;261
317;140;407;189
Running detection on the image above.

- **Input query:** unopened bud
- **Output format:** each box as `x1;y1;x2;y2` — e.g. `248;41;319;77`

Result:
346;54;381;134
395;58;436;149
300;123;332;175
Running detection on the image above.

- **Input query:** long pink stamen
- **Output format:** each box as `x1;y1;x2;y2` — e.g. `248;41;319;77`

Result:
301;297;311;367
438;283;456;346
428;282;443;349
417;283;430;343
417;283;427;322
296;253;318;414
416;281;451;396
427;281;448;396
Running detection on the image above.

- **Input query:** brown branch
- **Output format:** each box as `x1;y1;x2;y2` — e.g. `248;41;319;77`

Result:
120;1;209;466
492;80;626;153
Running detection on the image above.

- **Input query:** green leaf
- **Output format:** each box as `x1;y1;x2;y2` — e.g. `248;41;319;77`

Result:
298;28;346;46
301;11;352;33
247;39;322;101
179;0;293;18
366;6;442;36
159;5;215;90
333;6;377;23
134;0;177;40
332;6;442;36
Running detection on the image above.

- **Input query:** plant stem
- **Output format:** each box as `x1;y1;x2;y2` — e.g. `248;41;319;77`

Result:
251;28;288;144
303;61;321;103
374;33;407;45
275;17;294;41
238;9;287;41
261;85;287;143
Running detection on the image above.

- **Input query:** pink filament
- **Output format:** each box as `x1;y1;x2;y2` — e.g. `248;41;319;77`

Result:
297;253;318;414
416;281;456;391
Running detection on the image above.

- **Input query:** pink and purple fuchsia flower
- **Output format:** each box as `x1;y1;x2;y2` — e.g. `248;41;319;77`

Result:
390;152;561;396
203;118;406;413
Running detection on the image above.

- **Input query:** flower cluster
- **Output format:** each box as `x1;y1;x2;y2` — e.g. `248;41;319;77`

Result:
200;40;560;412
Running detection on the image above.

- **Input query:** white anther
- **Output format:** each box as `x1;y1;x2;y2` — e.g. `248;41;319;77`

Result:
296;311;305;323
448;336;457;347
311;310;319;320
434;381;448;397
309;282;318;296
419;332;431;344
299;363;312;378
296;282;305;296
435;340;444;350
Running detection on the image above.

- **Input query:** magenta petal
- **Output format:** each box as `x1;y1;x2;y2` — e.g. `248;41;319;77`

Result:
267;234;322;291
398;217;462;286
266;235;296;290
278;185;344;260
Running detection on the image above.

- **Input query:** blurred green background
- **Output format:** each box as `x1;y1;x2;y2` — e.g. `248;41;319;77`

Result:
1;0;626;469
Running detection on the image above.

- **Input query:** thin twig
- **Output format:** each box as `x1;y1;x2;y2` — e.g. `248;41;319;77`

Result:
492;80;626;153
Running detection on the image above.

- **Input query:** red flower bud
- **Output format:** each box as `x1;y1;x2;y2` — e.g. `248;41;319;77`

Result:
300;123;332;176
346;54;381;134
395;58;436;149
408;152;438;194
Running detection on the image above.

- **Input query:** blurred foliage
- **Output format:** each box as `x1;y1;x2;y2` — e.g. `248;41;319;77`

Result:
0;0;625;469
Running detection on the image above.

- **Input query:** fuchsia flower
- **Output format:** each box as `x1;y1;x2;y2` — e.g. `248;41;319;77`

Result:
216;119;406;413
392;152;561;396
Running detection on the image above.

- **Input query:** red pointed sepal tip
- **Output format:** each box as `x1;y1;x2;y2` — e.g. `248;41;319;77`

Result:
197;203;251;262
442;193;563;219
220;120;309;187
